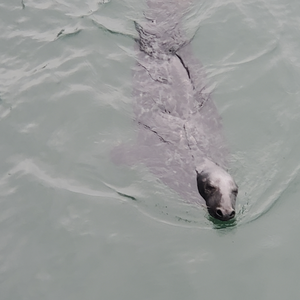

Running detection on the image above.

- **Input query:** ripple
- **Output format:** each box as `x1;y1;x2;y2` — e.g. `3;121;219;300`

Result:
240;162;300;225
3;159;114;198
91;16;137;39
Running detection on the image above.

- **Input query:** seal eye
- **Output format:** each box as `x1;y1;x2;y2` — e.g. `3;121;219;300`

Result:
205;184;216;193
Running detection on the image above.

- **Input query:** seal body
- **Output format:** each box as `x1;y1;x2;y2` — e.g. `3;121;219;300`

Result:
120;0;238;220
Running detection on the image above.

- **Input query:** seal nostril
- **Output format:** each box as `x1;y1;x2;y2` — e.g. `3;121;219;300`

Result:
230;210;235;218
216;209;223;218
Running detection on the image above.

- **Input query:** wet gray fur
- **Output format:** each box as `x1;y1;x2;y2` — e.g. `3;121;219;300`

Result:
115;0;234;210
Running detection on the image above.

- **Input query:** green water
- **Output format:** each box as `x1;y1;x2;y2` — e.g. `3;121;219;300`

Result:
1;0;300;299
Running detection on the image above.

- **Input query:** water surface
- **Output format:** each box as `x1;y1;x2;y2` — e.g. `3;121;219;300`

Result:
1;0;300;299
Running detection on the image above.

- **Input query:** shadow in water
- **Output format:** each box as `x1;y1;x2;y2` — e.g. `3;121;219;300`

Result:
208;215;237;230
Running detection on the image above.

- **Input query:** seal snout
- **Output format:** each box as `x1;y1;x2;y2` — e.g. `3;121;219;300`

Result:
215;207;235;221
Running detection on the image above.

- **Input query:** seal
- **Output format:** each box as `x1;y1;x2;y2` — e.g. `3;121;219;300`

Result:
115;0;238;221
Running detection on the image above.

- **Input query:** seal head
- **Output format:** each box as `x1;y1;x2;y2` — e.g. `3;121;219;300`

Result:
196;161;238;221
